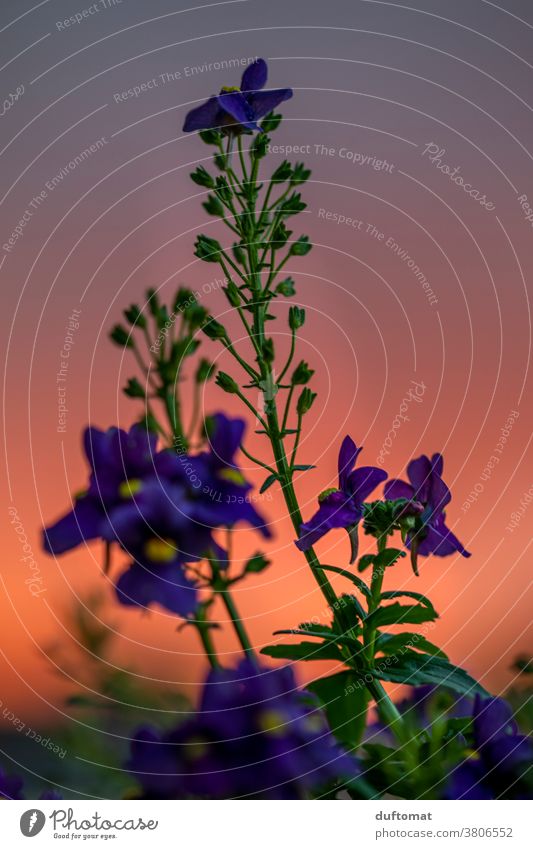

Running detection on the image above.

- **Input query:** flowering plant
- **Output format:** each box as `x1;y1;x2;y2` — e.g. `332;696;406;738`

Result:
17;59;530;801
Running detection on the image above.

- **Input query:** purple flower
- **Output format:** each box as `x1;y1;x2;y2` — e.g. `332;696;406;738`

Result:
0;768;61;800
43;424;180;556
0;768;24;800
183;59;293;133
128;660;358;799
366;685;474;747
446;696;533;799
296;436;387;561
43;415;271;616
384;453;470;573
187;413;272;538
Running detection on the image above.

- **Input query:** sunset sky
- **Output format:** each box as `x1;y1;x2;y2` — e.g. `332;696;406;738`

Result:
1;0;532;741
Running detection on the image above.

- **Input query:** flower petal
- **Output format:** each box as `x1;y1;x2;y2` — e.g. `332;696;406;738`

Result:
473;696;516;749
116;561;197;616
42;496;103;555
247;88;293;119
183;96;225;132
206;412;246;467
406;454;432;500
347;466;388;505
295;492;360;550
384;478;414;501
414;514;471;558
241;58;268;92
217;91;260;130
337;436;361;491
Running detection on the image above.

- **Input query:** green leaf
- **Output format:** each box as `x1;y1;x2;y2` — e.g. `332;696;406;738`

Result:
376;632;448;660
374;548;406;570
244;553;270;574
357;554;375;573
274;626;363;653
380;590;438;618
308;671;369;747
375;653;490;697
274;627;337;642
320;564;372;601
260;641;344;662
259;473;278;493
366;603;437;629
292;464;316;471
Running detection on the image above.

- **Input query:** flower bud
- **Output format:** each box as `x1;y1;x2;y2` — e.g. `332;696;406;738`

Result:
290;162;311;186
215;371;239;394
202;316;228;341
123;377;145;398
275;277;296;297
232;243;247;266
289;235;312;256
146;288;160;317
195;358;215;384
199;129;221;145
271;160;292;184
224;281;242;308
289;306;305;330
123;304;147;329
291;360;314;385
203;195;225;217
297;387;317;416
109;324;133;348
195;234;223;263
261;112;282;133
190;166;215;188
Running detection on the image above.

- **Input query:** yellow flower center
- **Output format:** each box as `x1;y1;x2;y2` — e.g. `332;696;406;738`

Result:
220;86;240;93
304;714;324;734
183;736;209;761
144;538;177;562
318;487;338;503
118;478;142;498
258;710;287;737
218;468;246;486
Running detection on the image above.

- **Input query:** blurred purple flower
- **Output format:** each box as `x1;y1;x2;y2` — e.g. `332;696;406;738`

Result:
43;415;271;616
446;696;533;800
188;413;272;538
296;436;387;562
128;660;358;799
42;424;179;556
183;59;292;133
0;768;24;800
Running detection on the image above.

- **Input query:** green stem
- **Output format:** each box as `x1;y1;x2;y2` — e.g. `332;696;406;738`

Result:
211;141;410;749
212;550;256;660
221;586;256;659
366;532;388;662
195;623;220;669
